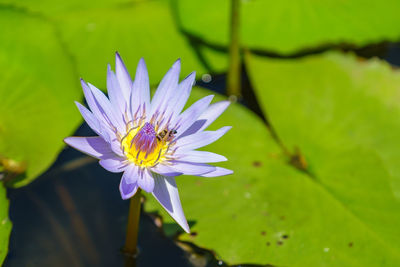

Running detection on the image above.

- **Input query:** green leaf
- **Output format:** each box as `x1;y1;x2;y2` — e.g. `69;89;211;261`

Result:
248;52;400;264
0;185;11;264
247;51;400;199
175;0;400;54
145;86;400;266
0;0;226;85
0;0;131;14
0;8;81;187
54;0;218;89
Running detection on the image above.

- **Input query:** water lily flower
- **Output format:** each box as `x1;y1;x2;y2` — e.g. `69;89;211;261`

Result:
64;53;232;232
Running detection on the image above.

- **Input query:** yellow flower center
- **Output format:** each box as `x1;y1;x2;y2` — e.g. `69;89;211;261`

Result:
121;122;170;167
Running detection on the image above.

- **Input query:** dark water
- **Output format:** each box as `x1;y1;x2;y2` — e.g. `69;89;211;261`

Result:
385;43;400;66
4;43;400;267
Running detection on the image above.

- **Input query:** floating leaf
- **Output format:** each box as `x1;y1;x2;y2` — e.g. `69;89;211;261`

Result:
249;52;400;264
0;8;81;187
145;86;400;265
247;51;400;199
0;185;11;265
0;0;131;14
53;0;221;88
0;0;225;85
175;0;400;54
1;0;228;84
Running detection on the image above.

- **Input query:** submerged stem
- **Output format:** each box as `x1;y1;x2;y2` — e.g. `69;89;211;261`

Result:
227;0;241;97
123;189;142;262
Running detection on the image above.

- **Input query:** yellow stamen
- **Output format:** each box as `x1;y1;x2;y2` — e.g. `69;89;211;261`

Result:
121;125;169;168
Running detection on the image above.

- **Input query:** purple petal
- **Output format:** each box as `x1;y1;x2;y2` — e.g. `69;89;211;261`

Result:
175;126;232;152
138;168;155;193
119;176;138;200
107;137;125;157
152;164;183;177
81;78;102;120
81;78;124;134
197;101;230;130
64;136;113;159
115;52;133;103
107;64;127;117
152;175;190;233
150;59;181;117
131;58;150;118
99;155;127;173
168;161;216;176
75;101;124;157
180;101;230;138
164;72;195;122
122;164;140;184
81;79;109;124
174;151;227;163
200;167;233;177
88;83;125;132
75;102;102;136
173;95;214;138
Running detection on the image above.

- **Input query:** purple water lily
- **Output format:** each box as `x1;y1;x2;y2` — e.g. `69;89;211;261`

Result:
64;53;232;232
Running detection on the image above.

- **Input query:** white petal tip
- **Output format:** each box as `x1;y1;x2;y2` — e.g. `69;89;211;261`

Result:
201;167;233;177
63;137;71;145
185;71;196;81
121;195;130;200
115;52;126;65
172;58;181;69
137;58;148;71
80;78;88;87
121;189;139;200
119;180;139;200
182;225;190;233
198;95;214;105
220;126;232;134
221;100;231;107
177;219;190;233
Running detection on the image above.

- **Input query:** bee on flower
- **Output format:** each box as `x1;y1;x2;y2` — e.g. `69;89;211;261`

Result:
65;53;232;232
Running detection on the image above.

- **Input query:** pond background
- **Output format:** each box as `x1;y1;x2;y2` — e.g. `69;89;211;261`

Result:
3;44;400;267
2;0;400;266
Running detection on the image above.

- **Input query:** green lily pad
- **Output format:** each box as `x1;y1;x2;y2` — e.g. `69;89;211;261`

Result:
246;52;400;264
145;87;400;265
54;0;221;89
1;0;228;83
247;52;400;199
0;185;11;264
0;0;131;14
175;0;400;55
0;8;81;187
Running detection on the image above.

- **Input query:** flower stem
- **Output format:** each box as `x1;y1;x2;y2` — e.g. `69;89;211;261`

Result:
227;0;241;97
123;189;141;260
